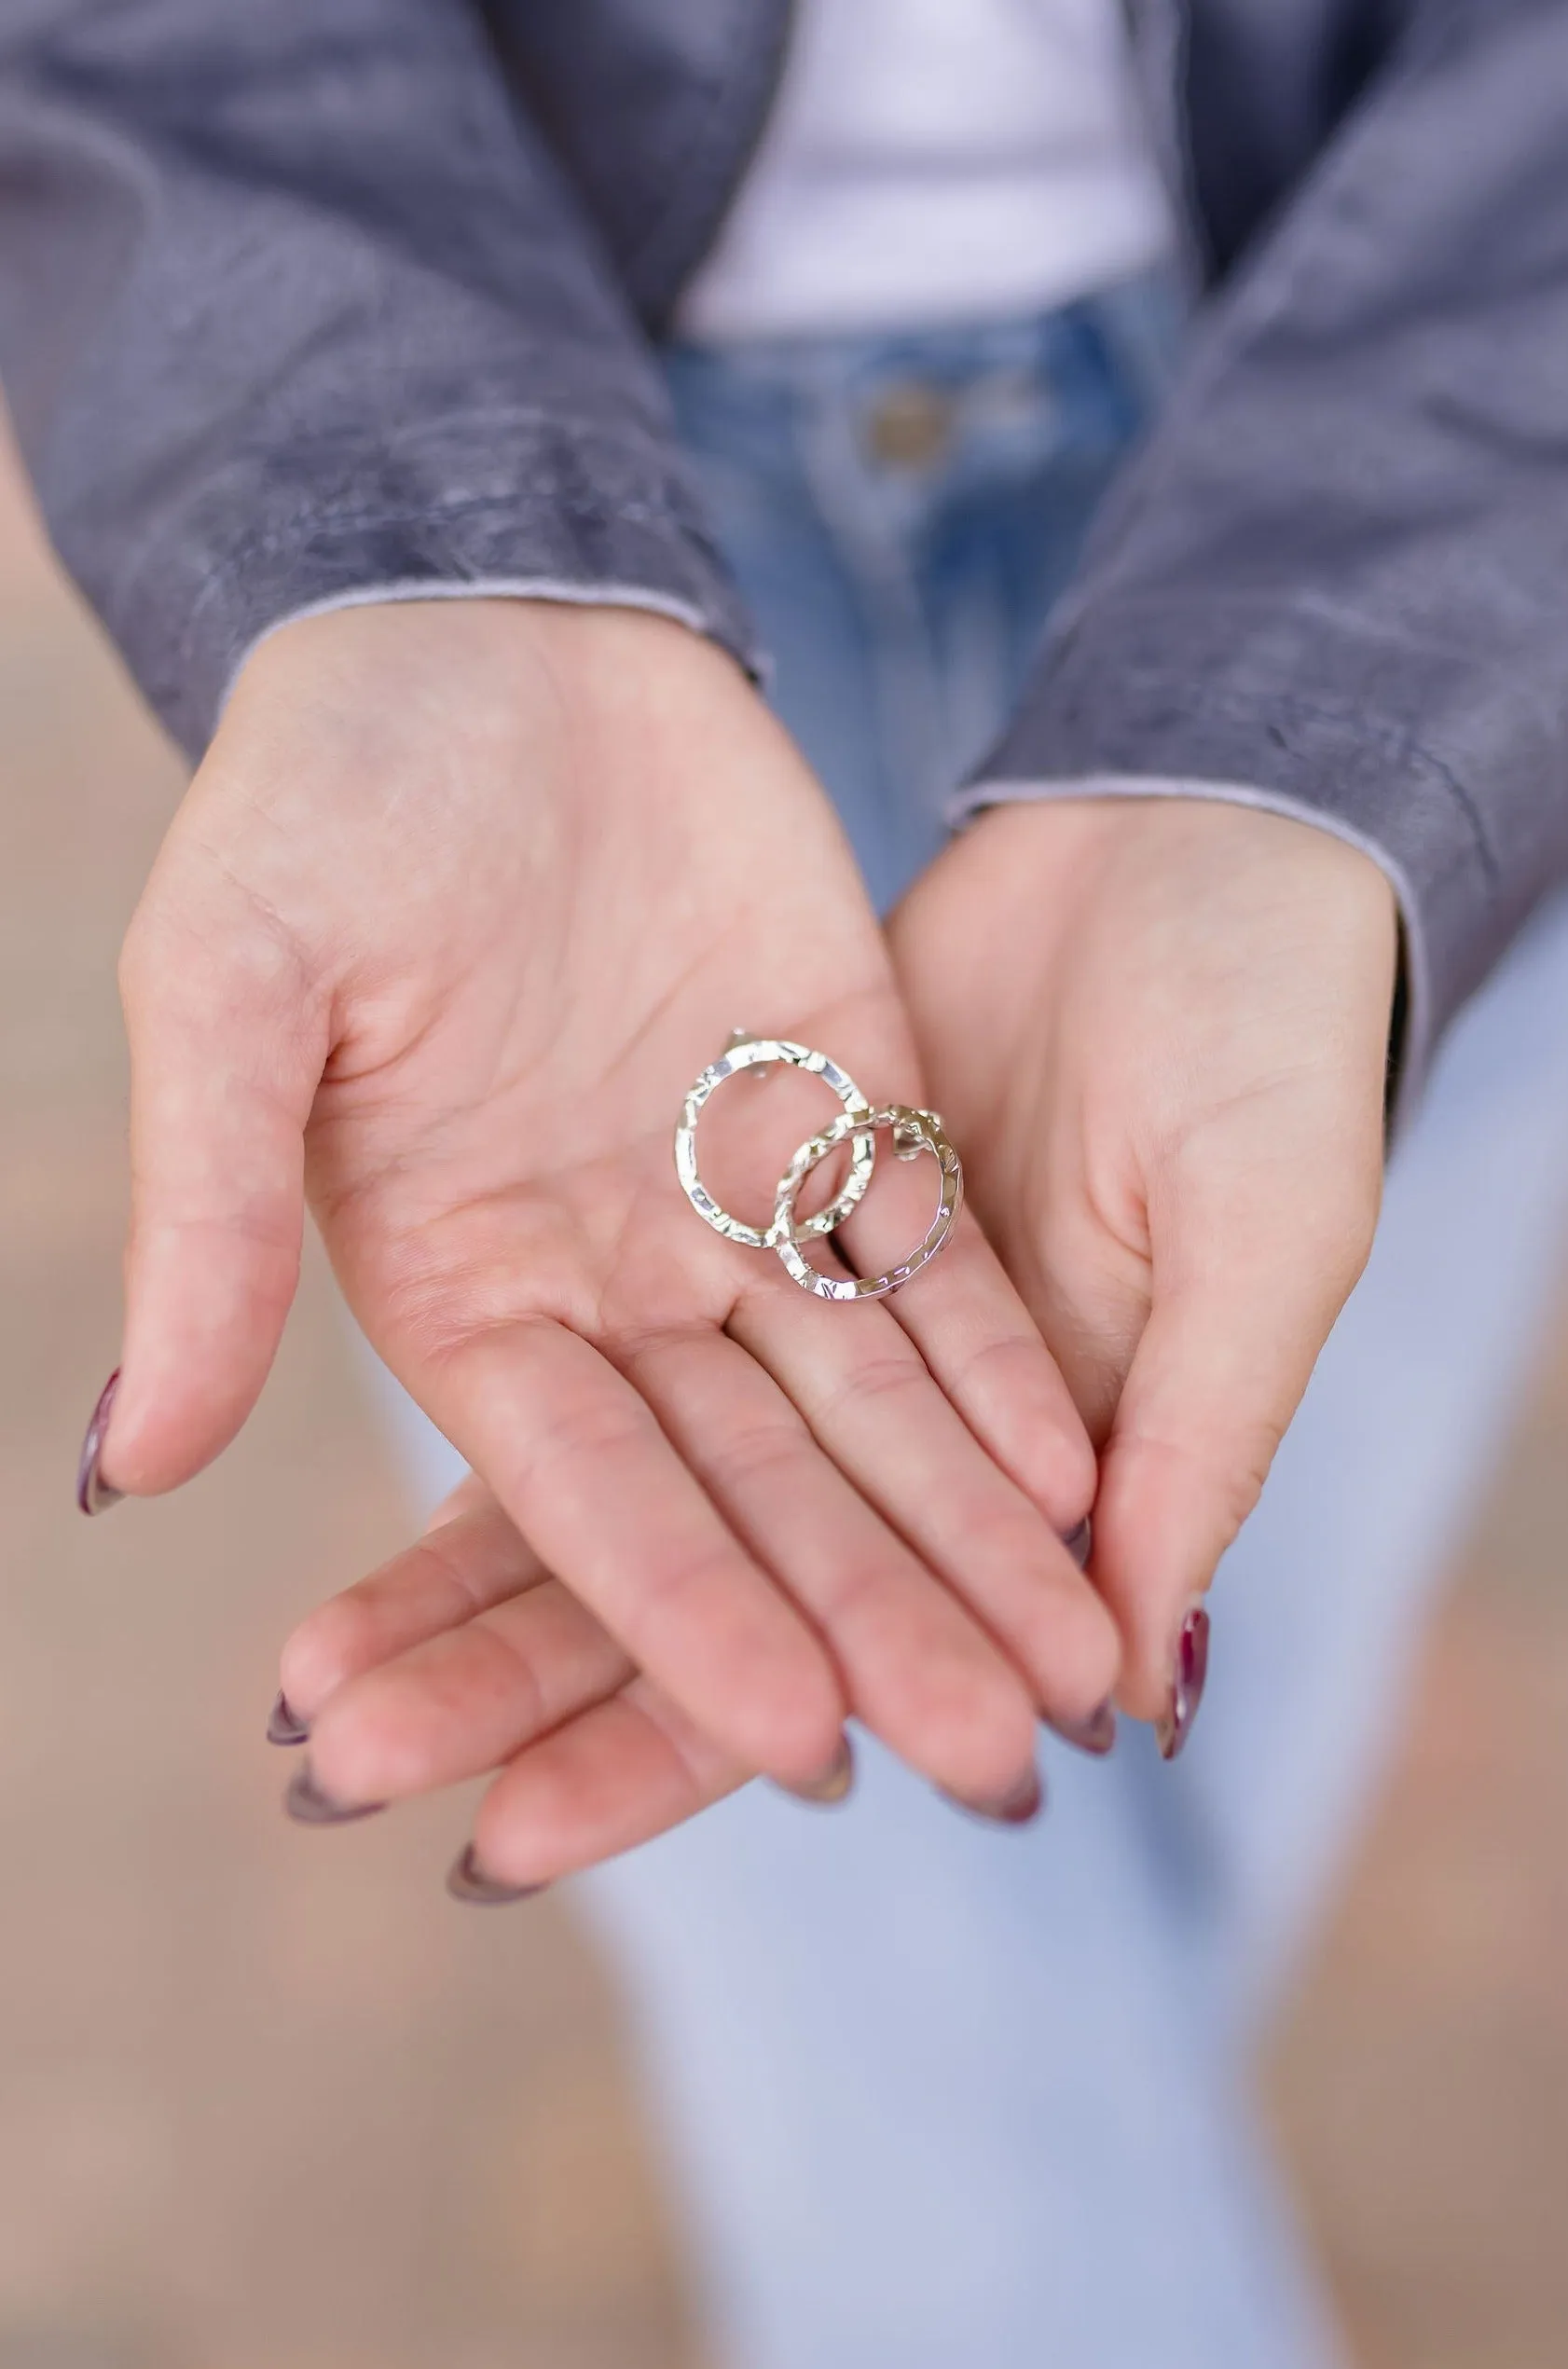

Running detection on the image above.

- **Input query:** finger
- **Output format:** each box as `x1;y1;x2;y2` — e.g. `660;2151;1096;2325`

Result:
463;1677;749;1894
1092;1152;1379;1737
620;1325;1041;1809
98;862;327;1499
305;1574;635;1808
792;1122;1096;1519
420;1469;486;1532
406;1315;850;1790
872;1209;1097;1532
729;1273;1121;1731
279;1490;549;1716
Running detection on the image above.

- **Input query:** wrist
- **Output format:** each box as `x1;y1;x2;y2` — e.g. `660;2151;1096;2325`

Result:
234;591;742;723
957;793;1396;987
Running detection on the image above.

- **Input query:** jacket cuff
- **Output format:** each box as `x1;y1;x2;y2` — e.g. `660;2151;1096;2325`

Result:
111;410;761;758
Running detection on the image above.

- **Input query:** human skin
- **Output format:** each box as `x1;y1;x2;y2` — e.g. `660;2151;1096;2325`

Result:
84;600;1121;1816
893;797;1396;1723
266;651;1397;1891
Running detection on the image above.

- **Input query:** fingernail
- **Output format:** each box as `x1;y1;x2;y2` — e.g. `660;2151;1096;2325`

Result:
1049;1700;1117;1756
266;1691;310;1747
945;1765;1045;1827
446;1844;547;1906
283;1762;384;1826
1157;1604;1211;1762
1062;1515;1093;1571
76;1368;124;1516
779;1735;855;1807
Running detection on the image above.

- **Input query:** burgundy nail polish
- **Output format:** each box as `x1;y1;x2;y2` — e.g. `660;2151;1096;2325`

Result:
1157;1605;1211;1762
1062;1516;1093;1571
283;1762;385;1826
76;1368;124;1517
1049;1700;1117;1756
779;1735;856;1807
446;1844;546;1906
266;1691;310;1747
946;1765;1045;1827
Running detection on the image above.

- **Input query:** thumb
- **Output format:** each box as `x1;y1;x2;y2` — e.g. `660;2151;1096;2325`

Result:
1089;1147;1381;1754
78;863;328;1509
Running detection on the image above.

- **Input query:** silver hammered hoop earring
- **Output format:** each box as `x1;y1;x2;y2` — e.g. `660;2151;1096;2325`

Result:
772;1104;963;1302
673;1032;878;1250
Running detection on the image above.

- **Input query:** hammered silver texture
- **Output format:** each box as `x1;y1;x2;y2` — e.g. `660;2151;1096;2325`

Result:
673;1035;877;1252
772;1104;964;1301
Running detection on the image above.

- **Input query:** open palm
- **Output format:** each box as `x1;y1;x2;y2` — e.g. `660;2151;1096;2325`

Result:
102;601;1116;1814
271;787;1396;1894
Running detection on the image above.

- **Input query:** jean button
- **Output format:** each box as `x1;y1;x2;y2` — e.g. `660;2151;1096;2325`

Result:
863;381;956;469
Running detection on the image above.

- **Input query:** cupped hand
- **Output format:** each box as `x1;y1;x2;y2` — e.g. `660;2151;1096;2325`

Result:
99;601;1118;1807
267;789;1395;1891
889;796;1398;1746
277;1473;749;1885
274;1460;1108;1894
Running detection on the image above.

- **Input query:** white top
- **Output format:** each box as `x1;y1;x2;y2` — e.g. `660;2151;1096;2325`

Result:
677;0;1175;341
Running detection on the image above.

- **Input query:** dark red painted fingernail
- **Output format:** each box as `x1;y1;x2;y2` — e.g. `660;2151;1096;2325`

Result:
446;1844;546;1906
1157;1605;1211;1762
945;1765;1045;1827
778;1734;855;1807
1062;1516;1093;1571
267;1691;310;1747
76;1368;124;1516
283;1762;384;1826
1049;1700;1117;1756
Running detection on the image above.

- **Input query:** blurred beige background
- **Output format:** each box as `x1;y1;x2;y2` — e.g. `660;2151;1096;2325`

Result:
2;430;1565;2369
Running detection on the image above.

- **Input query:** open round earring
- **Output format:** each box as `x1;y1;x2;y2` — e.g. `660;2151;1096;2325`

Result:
772;1103;963;1301
674;1032;877;1248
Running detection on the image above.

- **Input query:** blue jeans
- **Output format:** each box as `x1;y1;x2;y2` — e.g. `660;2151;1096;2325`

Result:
373;278;1568;2368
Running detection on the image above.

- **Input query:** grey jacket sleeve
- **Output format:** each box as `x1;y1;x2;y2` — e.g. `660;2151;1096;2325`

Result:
0;0;757;758
970;0;1568;1103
